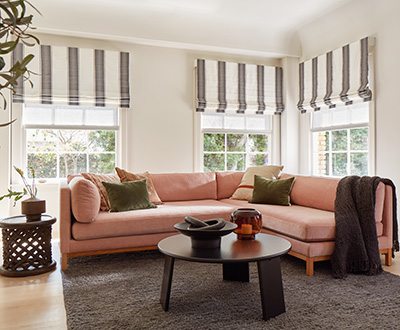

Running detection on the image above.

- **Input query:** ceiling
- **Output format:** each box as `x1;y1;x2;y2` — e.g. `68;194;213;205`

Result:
33;0;352;58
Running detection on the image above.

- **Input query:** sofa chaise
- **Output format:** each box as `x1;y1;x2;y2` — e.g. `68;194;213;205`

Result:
59;171;394;275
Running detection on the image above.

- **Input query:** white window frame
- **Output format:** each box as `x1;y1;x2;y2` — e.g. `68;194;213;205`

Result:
310;102;375;177
25;128;118;179
10;103;127;184
194;112;278;172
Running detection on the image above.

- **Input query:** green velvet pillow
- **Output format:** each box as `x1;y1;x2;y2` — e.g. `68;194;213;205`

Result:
250;175;295;206
102;179;157;212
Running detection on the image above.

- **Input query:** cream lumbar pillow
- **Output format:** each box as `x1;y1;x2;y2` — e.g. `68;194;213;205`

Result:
230;165;284;201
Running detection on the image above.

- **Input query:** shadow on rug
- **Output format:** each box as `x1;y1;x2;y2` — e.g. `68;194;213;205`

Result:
62;251;400;330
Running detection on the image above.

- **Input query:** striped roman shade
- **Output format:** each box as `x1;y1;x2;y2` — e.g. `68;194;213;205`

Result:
12;44;130;108
297;37;372;113
196;59;284;115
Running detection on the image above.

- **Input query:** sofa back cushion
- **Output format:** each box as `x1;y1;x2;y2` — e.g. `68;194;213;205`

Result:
216;171;244;199
69;177;100;223
279;173;339;212
279;173;385;222
150;172;217;202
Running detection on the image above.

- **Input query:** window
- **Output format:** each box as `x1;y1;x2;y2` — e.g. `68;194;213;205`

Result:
26;129;116;179
22;104;119;179
313;128;368;176
201;113;271;172
311;103;372;177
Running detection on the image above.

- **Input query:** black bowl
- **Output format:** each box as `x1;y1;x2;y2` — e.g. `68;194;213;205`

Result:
174;221;237;249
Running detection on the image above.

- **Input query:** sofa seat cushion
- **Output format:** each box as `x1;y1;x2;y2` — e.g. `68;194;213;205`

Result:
221;199;383;242
71;200;237;241
150;172;217;202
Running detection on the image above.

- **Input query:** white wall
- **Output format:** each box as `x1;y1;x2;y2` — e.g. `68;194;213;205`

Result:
296;0;400;188
280;57;300;174
0;99;11;219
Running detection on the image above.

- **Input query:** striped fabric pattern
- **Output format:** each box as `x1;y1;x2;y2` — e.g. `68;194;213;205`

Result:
298;37;372;113
12;45;130;108
81;172;120;211
196;59;284;115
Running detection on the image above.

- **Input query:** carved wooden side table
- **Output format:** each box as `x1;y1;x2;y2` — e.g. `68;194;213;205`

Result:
0;215;56;277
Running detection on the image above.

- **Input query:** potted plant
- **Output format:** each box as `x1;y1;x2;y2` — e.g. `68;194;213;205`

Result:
0;166;45;221
0;0;40;126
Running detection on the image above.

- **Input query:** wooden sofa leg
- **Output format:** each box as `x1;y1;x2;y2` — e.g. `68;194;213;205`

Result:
61;254;68;271
306;259;314;276
385;252;392;266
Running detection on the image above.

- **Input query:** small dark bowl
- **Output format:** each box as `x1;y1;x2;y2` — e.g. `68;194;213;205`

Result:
174;221;237;249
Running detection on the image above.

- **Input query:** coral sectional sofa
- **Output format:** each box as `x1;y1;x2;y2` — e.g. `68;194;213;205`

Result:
59;171;394;275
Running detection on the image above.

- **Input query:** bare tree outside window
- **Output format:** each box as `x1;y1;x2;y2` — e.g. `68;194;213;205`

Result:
26;129;116;178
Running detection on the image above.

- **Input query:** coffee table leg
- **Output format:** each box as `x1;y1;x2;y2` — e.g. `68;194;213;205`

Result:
160;256;175;311
223;262;249;282
257;257;285;320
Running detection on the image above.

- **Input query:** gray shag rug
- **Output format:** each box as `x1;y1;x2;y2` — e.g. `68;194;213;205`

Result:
62;250;400;330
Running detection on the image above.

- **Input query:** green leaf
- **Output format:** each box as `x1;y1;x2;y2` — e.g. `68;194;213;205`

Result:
17;15;33;25
0;57;5;71
0;73;13;80
20;53;34;67
0;40;18;50
9;60;21;71
21;40;35;47
23;33;40;45
0;30;8;39
0;3;17;26
0;118;17;127
8;1;19;21
18;0;26;18
0;40;19;54
0;92;6;109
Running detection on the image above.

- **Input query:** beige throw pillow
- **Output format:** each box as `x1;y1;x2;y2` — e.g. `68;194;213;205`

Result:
230;165;284;201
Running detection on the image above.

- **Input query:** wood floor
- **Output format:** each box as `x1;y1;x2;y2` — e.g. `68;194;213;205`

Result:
0;241;67;330
0;243;399;330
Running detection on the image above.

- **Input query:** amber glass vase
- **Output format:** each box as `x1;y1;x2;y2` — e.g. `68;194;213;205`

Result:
231;208;262;240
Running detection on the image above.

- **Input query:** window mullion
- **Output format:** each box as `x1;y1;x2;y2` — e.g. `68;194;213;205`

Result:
224;133;227;171
347;129;351;175
86;130;90;173
329;131;332;176
56;130;60;179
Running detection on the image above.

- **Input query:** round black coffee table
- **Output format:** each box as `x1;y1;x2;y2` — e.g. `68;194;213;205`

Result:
158;233;291;321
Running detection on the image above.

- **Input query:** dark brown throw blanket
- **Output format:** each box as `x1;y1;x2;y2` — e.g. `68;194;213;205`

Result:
331;176;399;279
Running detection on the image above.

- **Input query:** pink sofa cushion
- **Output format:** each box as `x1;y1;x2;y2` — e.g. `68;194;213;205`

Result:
69;177;100;223
222;199;384;242
221;198;335;241
150;172;217;202
279;173;339;212
71;200;236;240
216;171;244;199
280;173;385;222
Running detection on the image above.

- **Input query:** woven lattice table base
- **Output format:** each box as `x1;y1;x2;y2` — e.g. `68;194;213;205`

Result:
0;216;56;277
